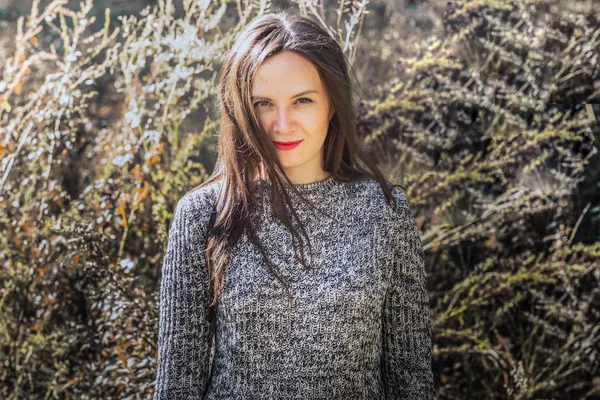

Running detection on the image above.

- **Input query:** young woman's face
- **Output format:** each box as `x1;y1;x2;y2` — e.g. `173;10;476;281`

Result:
251;51;334;184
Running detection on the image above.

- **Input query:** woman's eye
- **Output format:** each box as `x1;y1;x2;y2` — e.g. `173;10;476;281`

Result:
254;100;269;108
253;98;312;108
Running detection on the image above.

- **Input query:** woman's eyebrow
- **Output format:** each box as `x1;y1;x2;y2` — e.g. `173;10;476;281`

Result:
251;89;318;101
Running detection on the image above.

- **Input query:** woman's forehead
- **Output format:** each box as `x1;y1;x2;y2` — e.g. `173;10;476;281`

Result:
252;52;324;96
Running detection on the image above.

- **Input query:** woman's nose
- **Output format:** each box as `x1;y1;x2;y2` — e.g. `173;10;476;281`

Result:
273;108;294;133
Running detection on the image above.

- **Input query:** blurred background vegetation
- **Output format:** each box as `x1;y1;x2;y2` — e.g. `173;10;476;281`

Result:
0;0;599;398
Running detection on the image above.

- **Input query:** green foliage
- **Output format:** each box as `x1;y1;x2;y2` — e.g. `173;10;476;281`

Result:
359;0;600;398
0;0;240;397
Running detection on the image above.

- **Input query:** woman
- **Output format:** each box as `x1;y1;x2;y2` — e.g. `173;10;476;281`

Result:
154;11;435;400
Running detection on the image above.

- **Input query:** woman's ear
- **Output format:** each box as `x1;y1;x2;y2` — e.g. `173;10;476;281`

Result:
328;103;335;122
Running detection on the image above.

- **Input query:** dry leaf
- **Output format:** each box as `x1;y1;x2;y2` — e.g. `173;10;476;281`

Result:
145;154;160;166
118;350;128;368
416;215;426;230
131;164;143;184
116;198;128;228
14;77;26;95
133;180;150;207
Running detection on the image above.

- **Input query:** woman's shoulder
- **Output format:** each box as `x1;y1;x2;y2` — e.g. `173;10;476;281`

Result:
351;177;413;221
174;179;222;222
335;176;411;226
388;185;410;212
384;185;418;232
349;176;408;207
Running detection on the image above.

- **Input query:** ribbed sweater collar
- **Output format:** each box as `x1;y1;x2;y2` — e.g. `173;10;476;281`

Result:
253;174;338;197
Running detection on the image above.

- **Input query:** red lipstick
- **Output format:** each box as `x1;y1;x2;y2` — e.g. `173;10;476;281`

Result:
273;140;303;151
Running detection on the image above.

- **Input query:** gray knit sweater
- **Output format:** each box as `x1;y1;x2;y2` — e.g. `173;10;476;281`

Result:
153;174;435;399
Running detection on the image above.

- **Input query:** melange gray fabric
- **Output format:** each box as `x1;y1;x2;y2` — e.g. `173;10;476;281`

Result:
153;174;436;400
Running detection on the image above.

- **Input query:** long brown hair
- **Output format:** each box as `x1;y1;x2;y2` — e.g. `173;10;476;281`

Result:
192;11;402;317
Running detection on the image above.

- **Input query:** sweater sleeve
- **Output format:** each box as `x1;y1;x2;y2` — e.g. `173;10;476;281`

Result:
382;187;436;399
154;192;213;399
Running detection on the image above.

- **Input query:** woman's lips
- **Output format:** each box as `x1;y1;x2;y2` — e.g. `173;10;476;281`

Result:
273;140;303;151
